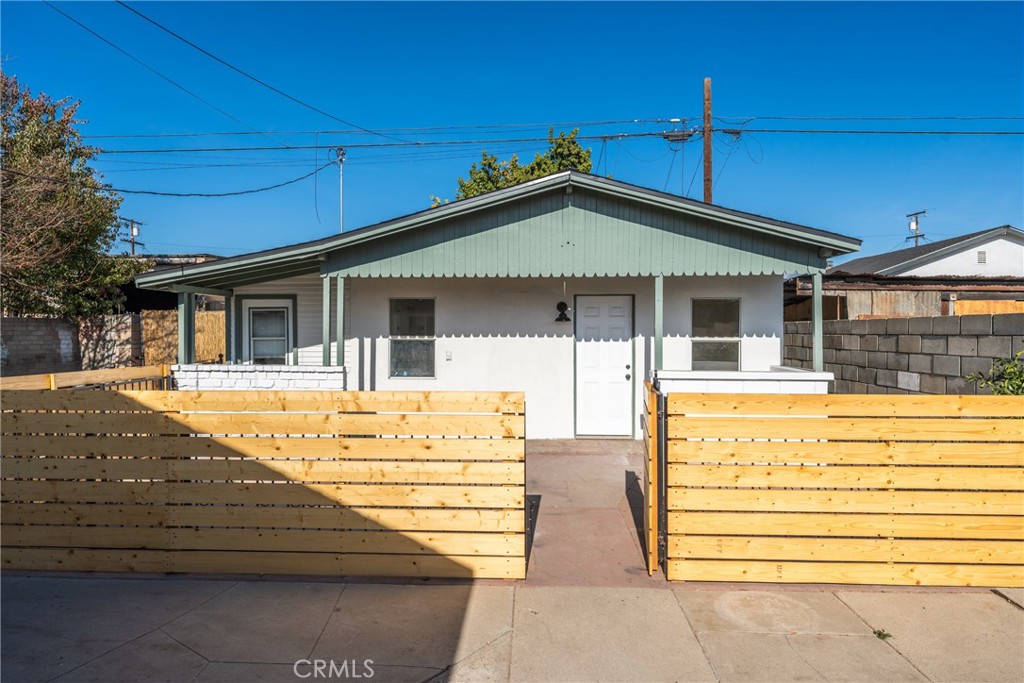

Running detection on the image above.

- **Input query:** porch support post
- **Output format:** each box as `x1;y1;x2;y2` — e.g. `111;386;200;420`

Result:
654;274;664;371
322;275;332;366
812;271;824;372
335;275;345;367
224;293;233;363
177;292;195;364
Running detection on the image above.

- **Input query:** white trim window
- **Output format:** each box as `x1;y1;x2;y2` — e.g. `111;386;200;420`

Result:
691;298;740;371
240;298;295;365
389;298;435;378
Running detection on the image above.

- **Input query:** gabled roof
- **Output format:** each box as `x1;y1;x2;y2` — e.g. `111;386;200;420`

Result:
830;225;1022;276
136;170;861;292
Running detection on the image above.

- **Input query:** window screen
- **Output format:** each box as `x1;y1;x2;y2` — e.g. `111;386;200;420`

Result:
692;298;740;371
390;299;435;377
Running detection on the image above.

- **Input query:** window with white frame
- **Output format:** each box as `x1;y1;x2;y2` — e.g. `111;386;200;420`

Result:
389;298;435;377
240;298;295;365
691;298;740;371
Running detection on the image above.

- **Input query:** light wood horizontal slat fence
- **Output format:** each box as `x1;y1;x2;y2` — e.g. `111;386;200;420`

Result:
665;393;1024;587
1;390;526;579
0;365;171;391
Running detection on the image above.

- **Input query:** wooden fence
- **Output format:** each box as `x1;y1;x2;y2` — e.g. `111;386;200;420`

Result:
1;390;526;579
665;394;1023;587
142;310;225;365
0;365;172;391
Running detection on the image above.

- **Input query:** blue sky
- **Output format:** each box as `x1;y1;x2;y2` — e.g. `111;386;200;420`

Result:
2;1;1022;263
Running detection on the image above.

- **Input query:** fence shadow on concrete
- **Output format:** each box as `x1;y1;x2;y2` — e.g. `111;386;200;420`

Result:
1;389;527;680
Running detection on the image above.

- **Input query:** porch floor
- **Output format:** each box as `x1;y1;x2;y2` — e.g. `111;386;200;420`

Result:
524;439;665;586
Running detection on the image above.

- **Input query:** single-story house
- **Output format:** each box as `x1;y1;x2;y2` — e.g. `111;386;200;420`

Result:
785;225;1024;320
135;170;860;438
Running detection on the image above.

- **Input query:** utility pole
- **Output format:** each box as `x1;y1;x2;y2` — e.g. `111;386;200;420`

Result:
906;210;927;247
336;147;346;233
128;219;143;255
703;77;713;205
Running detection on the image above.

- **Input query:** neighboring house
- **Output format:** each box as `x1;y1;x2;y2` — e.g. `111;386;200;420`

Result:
136;170;860;438
785;225;1024;320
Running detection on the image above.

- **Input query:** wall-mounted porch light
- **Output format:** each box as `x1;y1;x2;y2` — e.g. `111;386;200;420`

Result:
555;301;571;322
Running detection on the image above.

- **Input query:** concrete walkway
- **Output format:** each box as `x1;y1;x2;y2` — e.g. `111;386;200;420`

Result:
3;441;1023;682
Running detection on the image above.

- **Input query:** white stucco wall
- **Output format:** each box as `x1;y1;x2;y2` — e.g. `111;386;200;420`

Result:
226;274;789;438
901;236;1024;277
343;275;784;438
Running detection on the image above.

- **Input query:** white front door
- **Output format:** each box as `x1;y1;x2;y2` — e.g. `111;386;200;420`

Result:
575;295;634;437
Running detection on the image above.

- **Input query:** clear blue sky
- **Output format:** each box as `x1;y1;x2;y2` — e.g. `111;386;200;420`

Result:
3;1;1022;263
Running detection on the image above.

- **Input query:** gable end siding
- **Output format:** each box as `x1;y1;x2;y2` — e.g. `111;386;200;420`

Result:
324;188;824;278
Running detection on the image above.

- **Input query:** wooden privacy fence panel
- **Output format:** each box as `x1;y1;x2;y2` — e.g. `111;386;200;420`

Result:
665;394;1024;587
0;365;171;391
1;390;526;579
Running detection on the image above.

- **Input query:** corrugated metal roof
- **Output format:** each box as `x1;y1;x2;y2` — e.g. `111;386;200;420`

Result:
136;170;861;292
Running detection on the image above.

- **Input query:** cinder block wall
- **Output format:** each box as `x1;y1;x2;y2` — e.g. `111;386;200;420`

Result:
0;318;81;376
784;313;1024;394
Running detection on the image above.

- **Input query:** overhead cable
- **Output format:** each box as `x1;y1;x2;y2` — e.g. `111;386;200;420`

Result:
2;161;335;197
115;0;402;142
42;1;291;150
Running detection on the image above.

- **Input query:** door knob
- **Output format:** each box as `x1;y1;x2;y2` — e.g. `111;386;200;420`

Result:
625;364;631;369
625;374;631;380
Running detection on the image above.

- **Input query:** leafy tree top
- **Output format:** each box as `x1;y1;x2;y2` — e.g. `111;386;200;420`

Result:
433;128;592;206
1;71;146;319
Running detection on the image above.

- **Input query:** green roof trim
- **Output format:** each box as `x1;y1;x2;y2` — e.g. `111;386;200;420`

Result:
135;170;861;291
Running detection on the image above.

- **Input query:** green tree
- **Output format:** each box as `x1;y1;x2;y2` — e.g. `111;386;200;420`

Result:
967;350;1024;395
433;128;593;205
1;72;145;318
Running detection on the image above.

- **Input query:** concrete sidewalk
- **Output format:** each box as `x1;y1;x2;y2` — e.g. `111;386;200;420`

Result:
4;442;1022;681
2;574;1022;682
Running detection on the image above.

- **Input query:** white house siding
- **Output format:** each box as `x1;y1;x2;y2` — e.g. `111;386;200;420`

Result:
901;236;1024;277
344;275;784;439
233;274;338;365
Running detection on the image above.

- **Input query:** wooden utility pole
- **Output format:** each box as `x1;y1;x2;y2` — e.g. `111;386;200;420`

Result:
703;77;713;204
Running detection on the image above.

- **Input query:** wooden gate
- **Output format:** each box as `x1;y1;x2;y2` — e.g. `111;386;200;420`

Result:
664;393;1023;586
642;381;662;575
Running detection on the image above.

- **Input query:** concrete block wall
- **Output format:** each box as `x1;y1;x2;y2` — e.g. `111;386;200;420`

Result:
173;364;347;390
784;313;1024;394
0;317;81;376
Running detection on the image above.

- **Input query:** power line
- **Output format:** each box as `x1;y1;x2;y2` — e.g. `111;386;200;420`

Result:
718;128;1023;136
2;161;334;197
718;115;1024;121
92;126;1022;157
81;118;666;140
43;1;291;151
115;0;402;142
93;132;669;155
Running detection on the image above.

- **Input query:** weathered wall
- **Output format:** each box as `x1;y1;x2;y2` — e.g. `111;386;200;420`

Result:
0;318;80;376
79;315;143;370
784;313;1024;394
